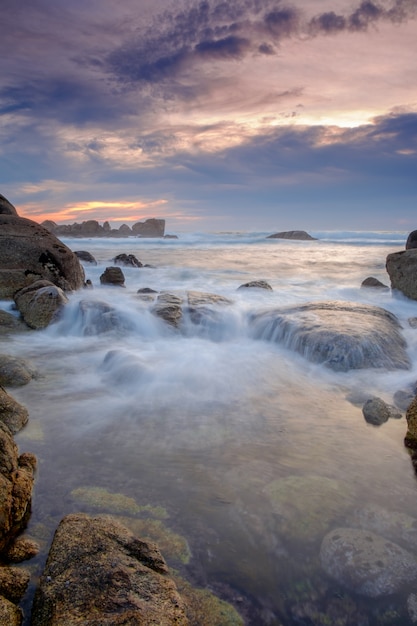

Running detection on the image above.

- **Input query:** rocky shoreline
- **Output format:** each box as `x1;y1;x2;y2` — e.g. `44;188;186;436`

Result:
1;192;417;623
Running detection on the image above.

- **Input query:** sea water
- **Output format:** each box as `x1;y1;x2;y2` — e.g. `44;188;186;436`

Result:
6;230;417;624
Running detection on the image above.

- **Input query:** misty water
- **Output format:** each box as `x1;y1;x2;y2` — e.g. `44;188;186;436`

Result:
6;230;417;624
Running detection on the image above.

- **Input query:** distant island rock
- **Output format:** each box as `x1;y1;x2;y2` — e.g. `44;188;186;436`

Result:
267;230;317;241
41;218;165;238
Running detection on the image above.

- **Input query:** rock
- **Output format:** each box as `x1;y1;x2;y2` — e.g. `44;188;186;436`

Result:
0;423;36;554
0;565;30;602
14;281;69;330
408;593;417;623
0;355;35;387
320;527;417;597
238;280;273;291
0;595;23;625
409;318;417;329
394;388;415;411
74;251;97;265
152;293;183;328
99;266;125;287
361;276;389;290
263;474;353;542
405;396;417;448
132;218;165;238
0;194;18;216
386;249;417;301
112;253;143;267
77;300;134;335
406;230;417;250
267;230;317;240
0;310;28;335
250;301;410;372
99;350;151;388
31;513;189;626
0;387;29;434
362;397;402;426
138;287;158;294
187;291;233;307
4;537;40;562
118;224;132;236
0;214;85;298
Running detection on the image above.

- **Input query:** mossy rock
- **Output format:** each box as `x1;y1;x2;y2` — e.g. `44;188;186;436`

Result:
70;486;168;519
263;475;354;542
174;574;244;626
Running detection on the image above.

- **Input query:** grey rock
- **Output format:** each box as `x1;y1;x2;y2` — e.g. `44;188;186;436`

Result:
362;397;402;426
361;276;389;290
386;249;417;301
78;300;135;335
0;355;36;387
320;527;417;597
99;266;125;287
238;280;273;291
394;388;415;411
152;293;183;328
267;230;317;240
251;301;410;372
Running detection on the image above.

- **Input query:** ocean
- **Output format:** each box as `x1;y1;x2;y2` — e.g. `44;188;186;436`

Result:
6;230;417;624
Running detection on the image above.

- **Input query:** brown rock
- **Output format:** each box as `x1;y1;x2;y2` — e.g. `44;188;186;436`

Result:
386;249;417;301
0;595;23;625
152;293;183;328
267;230;317;240
4;537;40;563
100;267;125;287
14;281;69;329
0;565;30;602
238;280;273;291
31;513;189;626
0;310;28;336
0;355;36;387
0;387;29;435
0;214;85;298
132;218;165;238
361;277;389;290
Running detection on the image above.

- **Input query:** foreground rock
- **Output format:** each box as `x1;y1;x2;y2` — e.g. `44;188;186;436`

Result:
361;276;389;290
0;213;85;298
0;355;36;387
320;527;417;597
386;249;417;301
0;422;36;553
14;281;69;330
31;513;189;625
250;301;410;372
0;388;29;434
267;230;317;240
152;293;183;328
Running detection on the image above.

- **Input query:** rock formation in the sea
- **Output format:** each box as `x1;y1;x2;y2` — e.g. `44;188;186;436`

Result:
74;250;97;265
360;276;389;290
362;397;402;426
267;230;317;241
42;217;166;238
100;266;126;287
13;280;69;330
406;230;417;250
250;301;410;372
152;293;184;328
0;208;85;299
0;194;18;216
31;513;189;626
112;253;143;267
386;248;417;301
238;280;273;291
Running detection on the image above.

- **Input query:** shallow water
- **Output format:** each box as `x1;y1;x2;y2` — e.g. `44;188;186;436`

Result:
5;230;417;624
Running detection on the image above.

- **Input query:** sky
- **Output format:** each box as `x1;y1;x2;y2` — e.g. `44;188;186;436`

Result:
1;0;416;232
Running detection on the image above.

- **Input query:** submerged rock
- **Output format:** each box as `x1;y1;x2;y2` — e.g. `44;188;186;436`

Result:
152;293;183;328
31;513;189;626
250;301;410;372
320;527;417;597
78;300;135;335
386;249;417;301
112;253;143;267
360;276;389;290
349;503;417;553
0;388;29;434
99;266;125;287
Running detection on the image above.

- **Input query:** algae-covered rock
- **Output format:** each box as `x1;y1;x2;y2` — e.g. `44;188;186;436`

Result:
320;527;417;597
263;475;354;541
71;486;168;518
175;575;244;626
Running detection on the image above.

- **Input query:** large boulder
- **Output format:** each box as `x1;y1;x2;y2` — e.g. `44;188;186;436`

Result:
99;266;125;287
0;214;85;298
267;230;316;240
132;218;165;238
406;230;417;250
250;301;410;372
31;513;189;626
0;422;36;554
386;249;417;301
14;280;69;330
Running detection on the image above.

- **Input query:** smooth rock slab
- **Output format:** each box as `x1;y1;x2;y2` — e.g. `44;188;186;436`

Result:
320;528;417;597
250;301;410;372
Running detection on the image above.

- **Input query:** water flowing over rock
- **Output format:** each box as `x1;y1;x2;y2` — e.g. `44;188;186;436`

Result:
386;249;417;301
0;355;36;388
266;230;317;240
0;214;85;298
132;218;165;238
320;528;417;597
31;513;189;626
250;301;410;372
152;293;184;328
77;300;135;335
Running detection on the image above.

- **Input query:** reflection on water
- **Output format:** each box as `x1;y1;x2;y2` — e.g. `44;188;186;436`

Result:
8;234;417;624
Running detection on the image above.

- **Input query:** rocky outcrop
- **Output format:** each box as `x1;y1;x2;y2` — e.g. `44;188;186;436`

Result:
42;218;165;238
250;301;410;372
112;253;143;267
0;421;36;554
31;513;189;626
0;355;36;388
0;195;18;216
13;280;69;330
406;230;417;250
267;230;317;240
0;214;85;299
386;249;417;301
320;527;417;597
100;267;125;287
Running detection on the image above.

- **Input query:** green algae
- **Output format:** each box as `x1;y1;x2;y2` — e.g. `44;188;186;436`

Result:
70;486;168;518
263;474;354;542
174;574;244;626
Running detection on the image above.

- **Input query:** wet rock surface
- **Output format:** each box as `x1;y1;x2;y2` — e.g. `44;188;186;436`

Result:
14;280;69;330
386;249;417;301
